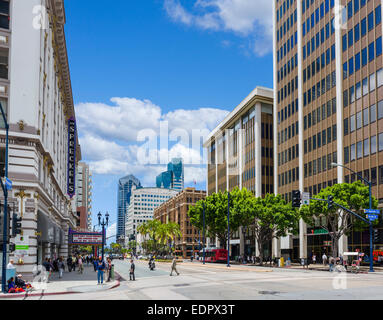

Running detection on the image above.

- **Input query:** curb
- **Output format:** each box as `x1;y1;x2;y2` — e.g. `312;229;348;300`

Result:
0;273;122;299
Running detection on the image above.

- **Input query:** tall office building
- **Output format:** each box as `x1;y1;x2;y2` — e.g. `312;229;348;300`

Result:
203;87;274;257
154;188;206;258
117;175;141;243
76;162;92;231
125;186;178;245
156;157;184;191
273;0;383;260
0;0;81;278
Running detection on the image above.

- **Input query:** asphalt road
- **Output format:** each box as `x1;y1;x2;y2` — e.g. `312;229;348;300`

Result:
10;259;383;300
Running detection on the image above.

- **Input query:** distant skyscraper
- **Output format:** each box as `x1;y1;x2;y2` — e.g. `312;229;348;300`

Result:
117;175;141;243
156;158;184;191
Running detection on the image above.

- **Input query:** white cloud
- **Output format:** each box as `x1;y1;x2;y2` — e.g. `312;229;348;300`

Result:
76;96;229;187
164;0;273;56
106;222;117;240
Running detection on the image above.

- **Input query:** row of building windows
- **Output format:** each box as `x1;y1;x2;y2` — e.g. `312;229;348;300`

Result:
278;77;298;103
278;144;299;166
261;147;274;159
344;133;383;163
277;12;298;43
277;0;296;22
261;123;274;140
278;54;298;83
277;32;298;63
303;51;335;83
304;152;337;178
343;37;382;79
342;7;381;53
344;166;383;186
347;0;377;22
262;184;274;195
304;178;338;198
278;99;299;123
303;72;336;107
304;98;336;130
302;0;334;17
303;22;334;60
304;125;337;154
278;121;299;144
278;166;300;187
344;101;383;135
343;69;383;107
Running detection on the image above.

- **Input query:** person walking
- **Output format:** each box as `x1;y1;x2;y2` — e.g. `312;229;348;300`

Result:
7;259;15;270
58;257;65;279
312;254;317;265
129;259;135;281
72;255;77;272
106;258;112;282
170;257;180;276
96;256;106;285
322;253;328;266
329;256;335;272
67;256;72;272
78;255;84;274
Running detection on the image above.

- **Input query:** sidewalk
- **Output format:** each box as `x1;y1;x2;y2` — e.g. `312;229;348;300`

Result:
0;264;120;298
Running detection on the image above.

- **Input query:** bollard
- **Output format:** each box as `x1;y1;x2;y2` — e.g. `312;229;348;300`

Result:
111;264;115;280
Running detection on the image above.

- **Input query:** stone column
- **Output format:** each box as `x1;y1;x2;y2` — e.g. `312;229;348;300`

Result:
272;237;281;258
59;222;69;259
239;227;245;256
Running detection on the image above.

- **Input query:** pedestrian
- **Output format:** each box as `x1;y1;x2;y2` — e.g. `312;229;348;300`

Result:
322;253;328;266
7;259;15;270
72;255;76;272
58;257;65;278
312;254;317;264
42;258;52;282
329;256;335;272
96;256;106;285
190;255;194;262
170;257;180;276
106;258;112;282
93;258;98;272
129;259;135;281
67;256;72;272
78;255;83;274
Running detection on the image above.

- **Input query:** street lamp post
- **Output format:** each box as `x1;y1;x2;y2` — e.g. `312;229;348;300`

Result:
331;162;374;272
227;192;230;268
0;102;9;293
202;201;206;265
97;212;109;262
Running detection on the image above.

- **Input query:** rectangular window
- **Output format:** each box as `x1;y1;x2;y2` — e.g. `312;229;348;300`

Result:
357;141;363;159
378;68;383;87
361;17;367;36
370;73;376;92
378;100;383;119
350;115;356;132
364;138;369;157
362;77;368;95
362;47;367;66
363;108;369;126
371;104;377;123
368;11;374;31
354;23;360;42
355;52;361;71
344;146;350;164
369;41;375;62
350;143;356;161
371;135;377;154
379;133;383;152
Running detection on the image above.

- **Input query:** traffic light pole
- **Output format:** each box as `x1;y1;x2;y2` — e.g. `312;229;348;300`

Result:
0;102;9;293
312;196;374;272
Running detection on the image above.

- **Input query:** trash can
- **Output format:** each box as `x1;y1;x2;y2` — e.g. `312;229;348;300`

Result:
110;264;114;280
280;257;285;267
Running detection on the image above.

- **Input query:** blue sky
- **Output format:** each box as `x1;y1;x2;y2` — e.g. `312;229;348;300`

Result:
64;0;273;239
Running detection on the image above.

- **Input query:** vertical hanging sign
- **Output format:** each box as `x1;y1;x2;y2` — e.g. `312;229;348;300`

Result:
67;117;76;198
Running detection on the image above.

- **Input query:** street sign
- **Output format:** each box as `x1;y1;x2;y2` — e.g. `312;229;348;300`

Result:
365;209;380;214
367;214;379;221
4;177;11;190
302;192;310;205
15;235;29;256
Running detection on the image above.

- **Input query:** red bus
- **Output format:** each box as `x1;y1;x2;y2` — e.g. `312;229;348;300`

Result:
200;248;228;263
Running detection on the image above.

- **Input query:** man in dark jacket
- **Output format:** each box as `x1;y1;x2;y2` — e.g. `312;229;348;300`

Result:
97;256;106;284
129;260;135;281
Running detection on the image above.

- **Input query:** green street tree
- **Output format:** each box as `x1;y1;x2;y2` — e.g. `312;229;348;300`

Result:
188;187;250;249
300;181;378;258
251;193;300;265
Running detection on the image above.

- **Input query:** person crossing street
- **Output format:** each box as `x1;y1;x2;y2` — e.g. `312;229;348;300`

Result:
129;259;135;281
170;257;180;276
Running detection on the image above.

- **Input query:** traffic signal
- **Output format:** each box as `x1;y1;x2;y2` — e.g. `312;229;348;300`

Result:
327;195;334;210
9;243;15;252
12;213;22;236
374;229;380;243
0;203;10;244
292;190;301;208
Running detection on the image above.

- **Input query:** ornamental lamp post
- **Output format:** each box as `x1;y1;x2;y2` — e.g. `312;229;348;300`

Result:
331;162;374;273
98;211;109;262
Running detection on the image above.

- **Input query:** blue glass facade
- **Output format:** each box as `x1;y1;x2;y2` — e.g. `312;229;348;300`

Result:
117;175;141;242
156;158;184;191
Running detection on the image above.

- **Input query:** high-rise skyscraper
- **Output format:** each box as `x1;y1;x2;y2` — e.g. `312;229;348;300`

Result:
273;0;383;260
156;158;184;191
117;175;141;243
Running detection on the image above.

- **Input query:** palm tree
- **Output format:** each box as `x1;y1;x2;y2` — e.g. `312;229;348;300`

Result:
166;222;182;255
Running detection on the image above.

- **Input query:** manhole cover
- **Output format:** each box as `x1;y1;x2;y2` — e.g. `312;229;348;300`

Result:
258;291;280;295
174;284;190;287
